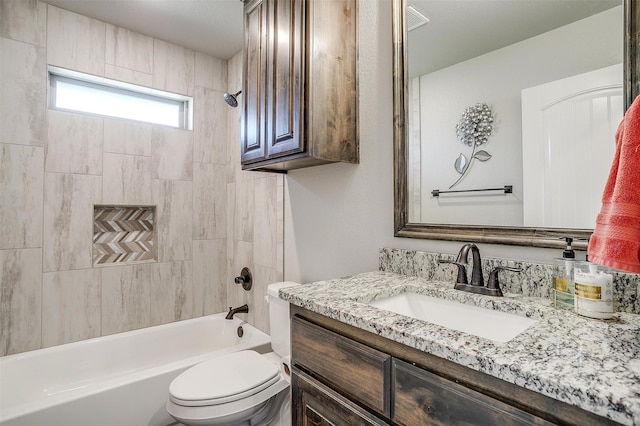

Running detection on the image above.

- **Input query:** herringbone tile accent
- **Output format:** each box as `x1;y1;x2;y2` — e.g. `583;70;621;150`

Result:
93;206;155;265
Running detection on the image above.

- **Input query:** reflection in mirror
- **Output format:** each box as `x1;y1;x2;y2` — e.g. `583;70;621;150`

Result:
407;0;622;228
393;0;640;248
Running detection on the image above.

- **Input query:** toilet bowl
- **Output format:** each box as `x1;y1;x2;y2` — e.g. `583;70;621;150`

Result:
167;282;299;426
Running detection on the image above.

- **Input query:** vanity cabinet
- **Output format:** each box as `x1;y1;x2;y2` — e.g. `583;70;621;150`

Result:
241;0;358;172
393;359;554;425
293;369;389;426
290;306;618;426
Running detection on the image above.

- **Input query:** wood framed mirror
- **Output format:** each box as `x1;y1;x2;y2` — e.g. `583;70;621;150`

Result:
393;0;640;249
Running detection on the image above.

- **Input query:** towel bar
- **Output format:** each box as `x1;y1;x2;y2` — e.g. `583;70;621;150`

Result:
431;185;513;197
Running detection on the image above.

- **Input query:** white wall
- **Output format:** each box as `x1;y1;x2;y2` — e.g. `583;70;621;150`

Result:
284;0;572;284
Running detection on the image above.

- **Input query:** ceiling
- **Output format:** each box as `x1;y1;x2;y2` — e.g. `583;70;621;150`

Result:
42;0;620;68
43;0;245;60
408;0;621;77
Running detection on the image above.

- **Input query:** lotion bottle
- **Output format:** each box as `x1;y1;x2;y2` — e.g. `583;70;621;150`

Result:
574;260;614;319
552;237;575;310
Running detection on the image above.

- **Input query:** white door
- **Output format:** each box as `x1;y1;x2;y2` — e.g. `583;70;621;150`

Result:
521;63;623;229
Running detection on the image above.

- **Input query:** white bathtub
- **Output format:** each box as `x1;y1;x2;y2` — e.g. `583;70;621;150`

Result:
0;314;271;426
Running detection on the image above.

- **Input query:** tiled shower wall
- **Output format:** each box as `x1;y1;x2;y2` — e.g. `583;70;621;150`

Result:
0;0;283;356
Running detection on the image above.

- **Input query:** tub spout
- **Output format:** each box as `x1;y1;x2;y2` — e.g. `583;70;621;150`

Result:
225;304;249;320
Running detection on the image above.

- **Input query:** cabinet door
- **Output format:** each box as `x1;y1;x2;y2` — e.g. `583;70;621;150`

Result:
242;0;268;163
292;316;391;417
393;359;555;426
293;369;390;426
266;0;305;158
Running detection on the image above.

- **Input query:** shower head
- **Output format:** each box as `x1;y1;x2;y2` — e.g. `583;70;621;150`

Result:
223;90;242;108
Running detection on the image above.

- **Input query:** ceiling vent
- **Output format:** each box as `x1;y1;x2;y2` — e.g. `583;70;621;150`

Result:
406;5;430;31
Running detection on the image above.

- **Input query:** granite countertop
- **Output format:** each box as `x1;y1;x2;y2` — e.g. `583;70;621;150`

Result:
280;271;640;425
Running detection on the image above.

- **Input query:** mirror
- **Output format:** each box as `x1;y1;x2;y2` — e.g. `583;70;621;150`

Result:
393;0;640;249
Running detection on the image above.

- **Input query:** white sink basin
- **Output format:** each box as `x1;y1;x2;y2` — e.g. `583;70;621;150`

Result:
368;292;536;343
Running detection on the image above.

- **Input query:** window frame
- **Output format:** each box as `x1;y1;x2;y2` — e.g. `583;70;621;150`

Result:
48;66;193;130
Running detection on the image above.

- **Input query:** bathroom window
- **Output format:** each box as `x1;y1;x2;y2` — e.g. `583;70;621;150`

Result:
48;66;192;129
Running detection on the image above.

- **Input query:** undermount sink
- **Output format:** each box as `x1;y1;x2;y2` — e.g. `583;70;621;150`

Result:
368;292;536;343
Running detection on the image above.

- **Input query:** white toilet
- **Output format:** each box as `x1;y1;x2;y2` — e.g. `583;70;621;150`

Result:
166;282;299;426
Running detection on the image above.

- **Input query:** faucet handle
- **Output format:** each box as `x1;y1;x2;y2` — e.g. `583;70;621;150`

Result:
487;266;522;296
438;259;468;285
234;267;252;291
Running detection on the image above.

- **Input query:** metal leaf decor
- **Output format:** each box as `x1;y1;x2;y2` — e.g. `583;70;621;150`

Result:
454;153;467;174
473;150;492;161
449;103;496;189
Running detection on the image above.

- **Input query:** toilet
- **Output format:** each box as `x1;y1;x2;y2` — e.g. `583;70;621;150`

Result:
166;282;299;426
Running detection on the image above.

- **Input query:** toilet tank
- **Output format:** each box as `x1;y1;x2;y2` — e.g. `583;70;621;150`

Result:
267;282;299;357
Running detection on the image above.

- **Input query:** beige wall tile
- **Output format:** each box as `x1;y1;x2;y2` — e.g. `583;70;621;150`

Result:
104;64;153;87
0;0;46;46
227;51;242;96
42;268;101;347
101;264;152;335
233;171;254;242
0;37;46;146
250;264;282;334
254;176;278;268
0;248;42;356
193;87;227;165
153;179;192;262
193;163;226;240
43;173;102;272
104;118;152;156
193;239;226;316
152;127;193;181
105;24;153;74
226;181;236;245
153;39;194;96
150;260;193;325
102;153;152;205
226;240;253;310
0;144;43;249
225;53;242;183
195;52;227;92
276;175;284;275
46;110;103;175
47;5;105;76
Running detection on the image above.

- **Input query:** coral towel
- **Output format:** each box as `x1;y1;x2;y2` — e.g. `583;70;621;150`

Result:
588;95;640;273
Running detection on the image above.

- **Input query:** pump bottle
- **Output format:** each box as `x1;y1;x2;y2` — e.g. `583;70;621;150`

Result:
552;237;576;310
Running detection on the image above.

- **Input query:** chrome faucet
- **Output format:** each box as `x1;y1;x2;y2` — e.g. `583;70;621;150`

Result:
439;244;520;297
225;304;249;320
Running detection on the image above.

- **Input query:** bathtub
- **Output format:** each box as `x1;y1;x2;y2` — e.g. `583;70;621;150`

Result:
0;314;271;426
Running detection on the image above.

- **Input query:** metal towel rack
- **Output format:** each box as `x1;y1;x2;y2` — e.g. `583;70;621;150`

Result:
431;185;513;197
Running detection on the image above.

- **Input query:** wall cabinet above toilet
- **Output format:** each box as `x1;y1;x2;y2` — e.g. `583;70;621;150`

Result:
241;0;359;172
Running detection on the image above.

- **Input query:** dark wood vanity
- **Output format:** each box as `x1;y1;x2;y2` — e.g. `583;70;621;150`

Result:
290;305;618;426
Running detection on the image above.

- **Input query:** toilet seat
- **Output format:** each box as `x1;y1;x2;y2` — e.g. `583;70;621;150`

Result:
166;351;290;425
169;351;280;407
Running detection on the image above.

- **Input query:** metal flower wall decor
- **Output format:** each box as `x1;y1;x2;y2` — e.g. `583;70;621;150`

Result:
450;102;495;189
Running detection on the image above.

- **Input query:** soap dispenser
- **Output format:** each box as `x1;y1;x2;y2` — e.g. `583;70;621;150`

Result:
574;257;614;319
552;237;576;310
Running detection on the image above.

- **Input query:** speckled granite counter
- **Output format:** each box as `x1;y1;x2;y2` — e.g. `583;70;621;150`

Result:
280;271;640;425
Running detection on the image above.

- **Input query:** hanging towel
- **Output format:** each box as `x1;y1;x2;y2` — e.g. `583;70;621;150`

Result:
588;95;640;273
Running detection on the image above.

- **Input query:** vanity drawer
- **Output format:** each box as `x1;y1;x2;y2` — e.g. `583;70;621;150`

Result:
291;316;392;416
392;359;554;426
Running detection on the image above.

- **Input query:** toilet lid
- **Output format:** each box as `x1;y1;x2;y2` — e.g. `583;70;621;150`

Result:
169;350;281;406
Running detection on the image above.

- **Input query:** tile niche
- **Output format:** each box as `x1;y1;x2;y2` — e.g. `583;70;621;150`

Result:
93;205;156;265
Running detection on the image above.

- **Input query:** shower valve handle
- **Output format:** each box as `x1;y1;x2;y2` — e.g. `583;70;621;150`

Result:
234;267;252;291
